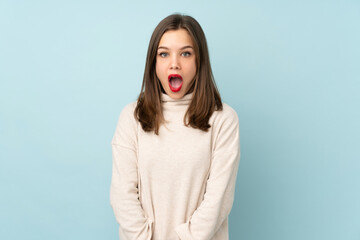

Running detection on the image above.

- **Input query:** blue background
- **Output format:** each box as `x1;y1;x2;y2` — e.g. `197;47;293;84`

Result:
1;0;359;239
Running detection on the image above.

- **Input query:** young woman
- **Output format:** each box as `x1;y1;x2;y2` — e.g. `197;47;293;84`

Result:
110;14;240;240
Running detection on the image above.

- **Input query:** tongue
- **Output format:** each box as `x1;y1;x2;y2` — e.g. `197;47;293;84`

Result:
170;77;182;88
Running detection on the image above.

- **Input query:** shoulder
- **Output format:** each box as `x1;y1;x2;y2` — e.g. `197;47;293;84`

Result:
115;101;138;130
112;101;138;145
221;103;238;120
118;101;137;121
120;101;137;117
212;103;239;127
112;102;137;145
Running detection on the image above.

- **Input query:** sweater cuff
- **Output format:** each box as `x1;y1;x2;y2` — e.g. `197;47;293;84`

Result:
175;222;194;240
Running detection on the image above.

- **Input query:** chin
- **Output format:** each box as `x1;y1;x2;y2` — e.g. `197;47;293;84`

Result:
166;90;185;99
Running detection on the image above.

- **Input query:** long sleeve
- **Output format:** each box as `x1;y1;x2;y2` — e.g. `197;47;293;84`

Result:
174;106;240;240
110;103;153;240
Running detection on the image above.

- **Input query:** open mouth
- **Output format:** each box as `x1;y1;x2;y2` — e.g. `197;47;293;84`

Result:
168;74;183;92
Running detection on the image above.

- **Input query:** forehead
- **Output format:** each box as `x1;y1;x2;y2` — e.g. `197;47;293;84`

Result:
158;29;194;48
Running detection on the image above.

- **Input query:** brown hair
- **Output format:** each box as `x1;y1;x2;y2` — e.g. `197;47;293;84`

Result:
135;13;223;135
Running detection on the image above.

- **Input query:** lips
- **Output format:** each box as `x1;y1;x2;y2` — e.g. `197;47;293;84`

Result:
168;74;183;92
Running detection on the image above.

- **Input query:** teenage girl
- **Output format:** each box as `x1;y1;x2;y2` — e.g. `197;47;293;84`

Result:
110;14;240;240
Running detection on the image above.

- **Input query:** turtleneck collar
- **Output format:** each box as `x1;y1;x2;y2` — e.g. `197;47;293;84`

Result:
161;93;193;104
160;93;193;113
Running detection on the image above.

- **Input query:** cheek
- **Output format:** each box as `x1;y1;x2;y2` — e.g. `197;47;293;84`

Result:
155;62;167;88
155;61;166;78
188;61;197;78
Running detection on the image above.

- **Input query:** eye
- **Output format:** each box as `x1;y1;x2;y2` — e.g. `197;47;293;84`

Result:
159;52;168;57
181;51;191;57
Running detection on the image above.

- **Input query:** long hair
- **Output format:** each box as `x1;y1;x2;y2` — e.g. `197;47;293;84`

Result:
135;14;222;135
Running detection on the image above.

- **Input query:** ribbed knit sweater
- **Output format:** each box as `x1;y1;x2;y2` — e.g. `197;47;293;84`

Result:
110;93;240;240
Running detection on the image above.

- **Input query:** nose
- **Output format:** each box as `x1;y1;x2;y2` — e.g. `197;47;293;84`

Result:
170;55;180;70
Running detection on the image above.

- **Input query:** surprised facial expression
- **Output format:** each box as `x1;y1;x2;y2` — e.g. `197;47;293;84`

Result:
156;29;197;99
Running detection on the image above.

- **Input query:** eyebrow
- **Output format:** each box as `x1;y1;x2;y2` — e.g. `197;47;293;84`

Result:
157;45;193;50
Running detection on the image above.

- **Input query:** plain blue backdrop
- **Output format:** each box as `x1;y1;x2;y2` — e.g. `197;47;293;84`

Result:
0;0;359;239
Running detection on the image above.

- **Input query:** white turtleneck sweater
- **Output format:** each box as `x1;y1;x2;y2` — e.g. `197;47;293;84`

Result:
110;93;240;240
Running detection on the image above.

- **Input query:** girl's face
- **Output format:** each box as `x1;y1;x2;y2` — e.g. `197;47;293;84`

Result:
156;29;197;99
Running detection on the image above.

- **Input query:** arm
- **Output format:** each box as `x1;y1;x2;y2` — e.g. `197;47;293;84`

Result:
110;103;153;240
175;107;240;240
